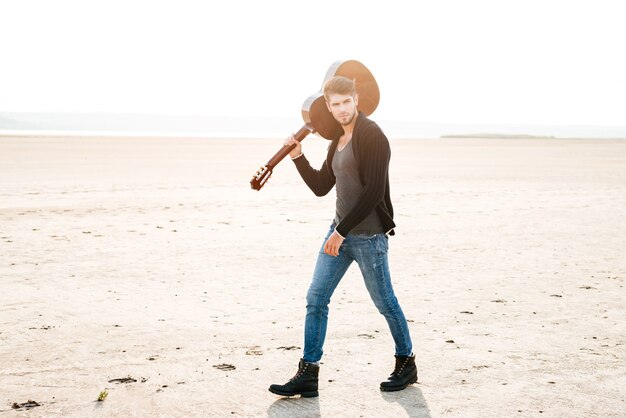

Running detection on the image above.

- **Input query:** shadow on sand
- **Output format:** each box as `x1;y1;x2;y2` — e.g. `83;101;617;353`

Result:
267;386;430;417
381;385;431;418
267;396;320;418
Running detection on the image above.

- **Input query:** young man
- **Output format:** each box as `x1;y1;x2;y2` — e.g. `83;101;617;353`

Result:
268;76;416;398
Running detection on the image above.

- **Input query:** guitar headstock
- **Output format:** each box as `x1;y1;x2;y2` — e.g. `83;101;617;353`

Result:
250;164;273;191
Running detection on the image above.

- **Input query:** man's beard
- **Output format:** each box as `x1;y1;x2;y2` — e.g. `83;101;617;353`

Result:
337;110;356;126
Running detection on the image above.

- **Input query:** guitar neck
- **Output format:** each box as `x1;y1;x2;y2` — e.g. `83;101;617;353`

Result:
265;124;314;168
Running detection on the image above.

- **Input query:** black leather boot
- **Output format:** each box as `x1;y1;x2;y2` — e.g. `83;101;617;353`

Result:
269;359;319;397
380;354;418;391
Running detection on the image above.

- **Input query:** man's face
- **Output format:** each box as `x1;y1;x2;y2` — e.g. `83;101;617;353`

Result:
326;93;359;126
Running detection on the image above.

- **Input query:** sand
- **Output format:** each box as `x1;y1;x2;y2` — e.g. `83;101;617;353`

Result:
1;134;625;417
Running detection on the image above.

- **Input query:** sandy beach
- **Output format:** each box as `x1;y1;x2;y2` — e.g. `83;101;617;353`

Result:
1;134;625;417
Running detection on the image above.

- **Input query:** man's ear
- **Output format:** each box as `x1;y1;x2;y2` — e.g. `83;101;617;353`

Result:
354;94;359;106
326;101;331;112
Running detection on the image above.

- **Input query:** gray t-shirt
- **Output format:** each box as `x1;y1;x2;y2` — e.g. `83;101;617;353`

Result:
332;139;384;235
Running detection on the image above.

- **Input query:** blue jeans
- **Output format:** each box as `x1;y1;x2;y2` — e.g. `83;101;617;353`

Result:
303;225;413;362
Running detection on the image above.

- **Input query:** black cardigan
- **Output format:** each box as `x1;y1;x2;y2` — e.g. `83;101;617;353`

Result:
293;111;396;237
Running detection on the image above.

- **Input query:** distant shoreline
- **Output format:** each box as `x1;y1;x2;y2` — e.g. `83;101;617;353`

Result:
440;133;626;140
442;133;556;139
0;130;287;140
3;112;626;140
2;130;626;141
439;133;626;140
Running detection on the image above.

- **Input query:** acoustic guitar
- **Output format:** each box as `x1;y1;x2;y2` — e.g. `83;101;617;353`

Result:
250;60;379;191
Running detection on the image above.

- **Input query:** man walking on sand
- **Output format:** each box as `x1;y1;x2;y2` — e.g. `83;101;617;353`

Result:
268;76;416;398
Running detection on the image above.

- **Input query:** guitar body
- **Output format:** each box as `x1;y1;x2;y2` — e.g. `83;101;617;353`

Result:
302;60;380;140
250;60;379;190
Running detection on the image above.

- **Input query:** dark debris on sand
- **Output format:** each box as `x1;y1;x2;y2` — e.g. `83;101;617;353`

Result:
108;376;138;384
276;345;300;351
214;363;236;371
12;400;41;409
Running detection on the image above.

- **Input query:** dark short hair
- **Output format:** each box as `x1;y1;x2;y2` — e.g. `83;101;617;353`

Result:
323;76;356;101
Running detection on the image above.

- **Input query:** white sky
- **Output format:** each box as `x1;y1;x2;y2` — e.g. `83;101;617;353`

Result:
1;0;625;126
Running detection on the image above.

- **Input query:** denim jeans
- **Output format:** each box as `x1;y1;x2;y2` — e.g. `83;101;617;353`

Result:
303;225;413;362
